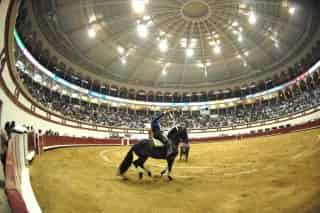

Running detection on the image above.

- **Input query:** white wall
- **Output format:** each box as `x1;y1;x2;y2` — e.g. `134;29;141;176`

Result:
0;0;10;129
0;0;9;48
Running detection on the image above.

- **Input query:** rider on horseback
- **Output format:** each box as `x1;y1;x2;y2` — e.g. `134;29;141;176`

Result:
151;111;173;157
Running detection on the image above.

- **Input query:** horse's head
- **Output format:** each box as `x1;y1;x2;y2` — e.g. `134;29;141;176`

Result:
177;126;189;144
167;126;188;144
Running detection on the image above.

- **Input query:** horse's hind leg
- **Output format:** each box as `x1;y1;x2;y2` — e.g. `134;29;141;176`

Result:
160;168;167;176
133;158;144;179
140;158;152;177
186;149;189;162
166;158;175;181
133;157;149;179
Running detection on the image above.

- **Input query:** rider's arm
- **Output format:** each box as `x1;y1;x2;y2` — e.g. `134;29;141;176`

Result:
152;112;166;123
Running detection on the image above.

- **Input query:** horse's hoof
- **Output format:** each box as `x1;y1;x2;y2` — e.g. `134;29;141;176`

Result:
139;173;143;179
119;175;128;181
148;171;152;177
160;171;166;176
168;176;173;181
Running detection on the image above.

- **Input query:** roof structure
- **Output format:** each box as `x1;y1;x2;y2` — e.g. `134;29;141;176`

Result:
28;0;320;90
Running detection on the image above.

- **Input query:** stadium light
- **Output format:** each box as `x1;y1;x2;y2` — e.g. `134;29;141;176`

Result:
137;23;148;38
162;63;170;75
213;45;221;55
162;69;167;76
289;7;296;15
88;27;96;38
121;58;127;65
186;48;194;57
117;46;125;55
197;63;204;68
248;12;257;25
232;21;239;27
132;0;146;14
159;39;168;52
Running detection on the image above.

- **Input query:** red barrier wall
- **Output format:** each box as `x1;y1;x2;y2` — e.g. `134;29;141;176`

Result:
41;136;123;148
5;136;29;213
27;133;36;152
40;119;320;149
6;190;28;213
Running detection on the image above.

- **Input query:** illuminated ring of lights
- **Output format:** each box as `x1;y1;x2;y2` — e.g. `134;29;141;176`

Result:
181;0;212;23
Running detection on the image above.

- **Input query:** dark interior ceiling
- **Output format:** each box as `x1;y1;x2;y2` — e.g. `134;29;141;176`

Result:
28;0;320;90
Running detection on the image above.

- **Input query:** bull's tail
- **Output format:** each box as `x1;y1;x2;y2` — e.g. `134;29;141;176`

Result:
118;147;134;175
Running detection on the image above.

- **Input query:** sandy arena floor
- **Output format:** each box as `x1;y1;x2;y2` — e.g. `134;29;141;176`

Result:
30;129;320;213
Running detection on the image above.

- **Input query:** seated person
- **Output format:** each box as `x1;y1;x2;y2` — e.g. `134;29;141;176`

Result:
151;111;173;157
151;112;168;145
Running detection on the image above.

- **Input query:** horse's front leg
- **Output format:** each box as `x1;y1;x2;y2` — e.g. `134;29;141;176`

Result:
160;167;167;176
133;157;148;179
141;163;152;177
186;148;189;162
166;157;175;181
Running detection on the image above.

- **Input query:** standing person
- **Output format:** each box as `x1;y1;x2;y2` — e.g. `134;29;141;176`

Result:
179;141;190;161
8;121;15;138
0;122;10;174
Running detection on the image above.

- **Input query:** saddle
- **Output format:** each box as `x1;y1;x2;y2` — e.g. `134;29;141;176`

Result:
151;137;166;147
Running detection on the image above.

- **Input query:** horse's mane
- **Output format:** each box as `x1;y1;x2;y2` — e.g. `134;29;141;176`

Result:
167;126;178;139
179;126;188;140
167;126;188;142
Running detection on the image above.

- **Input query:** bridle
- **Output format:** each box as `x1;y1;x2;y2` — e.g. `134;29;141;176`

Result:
166;112;188;144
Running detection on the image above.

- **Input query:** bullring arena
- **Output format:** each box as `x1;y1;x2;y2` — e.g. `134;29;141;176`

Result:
30;129;320;213
1;0;320;213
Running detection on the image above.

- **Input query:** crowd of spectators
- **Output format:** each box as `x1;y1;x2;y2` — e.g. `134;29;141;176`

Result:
44;129;59;136
18;70;320;129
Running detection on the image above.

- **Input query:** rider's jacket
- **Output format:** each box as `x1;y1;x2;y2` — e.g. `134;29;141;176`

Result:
151;112;165;131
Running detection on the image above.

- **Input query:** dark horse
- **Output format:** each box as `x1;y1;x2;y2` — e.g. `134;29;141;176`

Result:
118;126;188;181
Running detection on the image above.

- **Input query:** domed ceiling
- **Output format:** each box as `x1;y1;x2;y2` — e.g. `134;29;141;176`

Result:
30;0;319;89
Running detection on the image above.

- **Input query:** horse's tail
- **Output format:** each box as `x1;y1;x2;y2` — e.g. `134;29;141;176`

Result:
118;147;134;175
